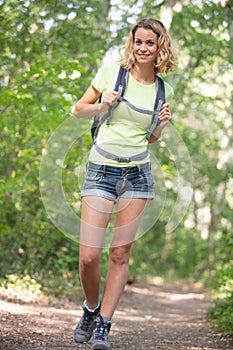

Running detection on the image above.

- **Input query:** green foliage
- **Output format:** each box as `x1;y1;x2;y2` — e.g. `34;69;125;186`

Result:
207;262;233;335
0;0;111;295
0;274;43;299
208;297;233;336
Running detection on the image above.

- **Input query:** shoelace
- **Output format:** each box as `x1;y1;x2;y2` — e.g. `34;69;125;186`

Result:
80;313;93;331
95;323;109;340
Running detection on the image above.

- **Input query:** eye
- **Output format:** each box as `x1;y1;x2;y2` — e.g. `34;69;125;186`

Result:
135;39;142;45
147;41;155;46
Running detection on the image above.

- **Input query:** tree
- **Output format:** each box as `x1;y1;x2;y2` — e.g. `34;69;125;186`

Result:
0;0;111;286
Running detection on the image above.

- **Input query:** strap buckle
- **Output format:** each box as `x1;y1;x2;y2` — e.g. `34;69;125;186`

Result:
116;157;131;163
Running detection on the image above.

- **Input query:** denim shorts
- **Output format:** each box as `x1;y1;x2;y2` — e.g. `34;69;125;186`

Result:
81;162;155;202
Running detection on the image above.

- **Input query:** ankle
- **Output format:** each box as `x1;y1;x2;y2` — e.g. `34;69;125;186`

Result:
101;316;111;323
84;300;101;313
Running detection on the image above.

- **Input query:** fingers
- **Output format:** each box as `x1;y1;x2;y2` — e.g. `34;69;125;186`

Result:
103;91;119;105
159;103;172;121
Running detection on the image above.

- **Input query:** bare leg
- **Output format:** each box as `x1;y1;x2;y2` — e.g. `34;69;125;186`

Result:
79;196;114;309
100;198;149;319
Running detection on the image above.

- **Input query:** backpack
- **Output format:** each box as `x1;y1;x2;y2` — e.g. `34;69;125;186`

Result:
91;66;166;163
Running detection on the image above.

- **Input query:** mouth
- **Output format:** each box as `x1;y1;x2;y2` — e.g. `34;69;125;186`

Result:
138;54;150;58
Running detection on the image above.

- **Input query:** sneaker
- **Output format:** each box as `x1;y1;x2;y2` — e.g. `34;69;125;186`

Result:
74;300;101;343
92;314;111;350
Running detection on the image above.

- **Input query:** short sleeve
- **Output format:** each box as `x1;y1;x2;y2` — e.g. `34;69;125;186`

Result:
164;81;174;102
91;62;120;93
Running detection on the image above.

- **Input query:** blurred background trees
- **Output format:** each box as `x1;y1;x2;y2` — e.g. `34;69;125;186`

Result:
0;0;232;334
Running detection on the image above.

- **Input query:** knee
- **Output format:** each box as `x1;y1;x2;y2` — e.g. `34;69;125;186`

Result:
80;248;100;269
109;245;131;266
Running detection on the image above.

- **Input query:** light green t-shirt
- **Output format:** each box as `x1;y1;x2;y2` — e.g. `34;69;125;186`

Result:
88;62;173;166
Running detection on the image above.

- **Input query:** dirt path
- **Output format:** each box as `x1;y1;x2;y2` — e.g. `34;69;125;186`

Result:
0;282;232;350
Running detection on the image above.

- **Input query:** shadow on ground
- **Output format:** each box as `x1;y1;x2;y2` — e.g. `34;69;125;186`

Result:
0;282;232;350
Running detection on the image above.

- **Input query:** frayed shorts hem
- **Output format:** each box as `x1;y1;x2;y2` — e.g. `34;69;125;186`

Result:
81;188;154;203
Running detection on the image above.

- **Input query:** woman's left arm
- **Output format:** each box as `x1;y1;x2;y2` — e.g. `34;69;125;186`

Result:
148;103;172;144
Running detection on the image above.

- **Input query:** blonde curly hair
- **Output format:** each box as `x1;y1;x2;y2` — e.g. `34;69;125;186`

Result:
118;18;178;74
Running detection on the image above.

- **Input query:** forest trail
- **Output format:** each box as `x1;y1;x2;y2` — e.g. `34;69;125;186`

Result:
0;282;232;350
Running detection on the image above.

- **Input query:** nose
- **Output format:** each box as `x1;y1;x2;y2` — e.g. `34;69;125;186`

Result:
139;43;147;51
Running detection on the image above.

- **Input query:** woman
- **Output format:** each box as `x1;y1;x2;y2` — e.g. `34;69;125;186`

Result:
73;18;177;350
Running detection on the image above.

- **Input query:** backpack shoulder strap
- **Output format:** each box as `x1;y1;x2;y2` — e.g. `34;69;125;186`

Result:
146;76;166;140
91;66;129;141
154;76;166;110
105;66;129;125
115;66;129;98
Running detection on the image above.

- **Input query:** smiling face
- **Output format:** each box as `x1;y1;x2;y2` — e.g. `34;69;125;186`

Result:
133;27;158;66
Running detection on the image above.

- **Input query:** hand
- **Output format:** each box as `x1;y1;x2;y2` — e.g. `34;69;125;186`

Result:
148;103;172;143
159;102;172;126
102;90;119;106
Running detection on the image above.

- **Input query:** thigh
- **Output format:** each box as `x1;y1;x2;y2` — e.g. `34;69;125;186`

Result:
80;196;115;248
111;198;150;247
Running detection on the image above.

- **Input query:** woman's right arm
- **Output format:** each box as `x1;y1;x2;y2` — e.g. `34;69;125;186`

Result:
73;85;119;119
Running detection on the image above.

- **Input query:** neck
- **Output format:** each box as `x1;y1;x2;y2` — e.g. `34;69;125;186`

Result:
131;63;155;84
